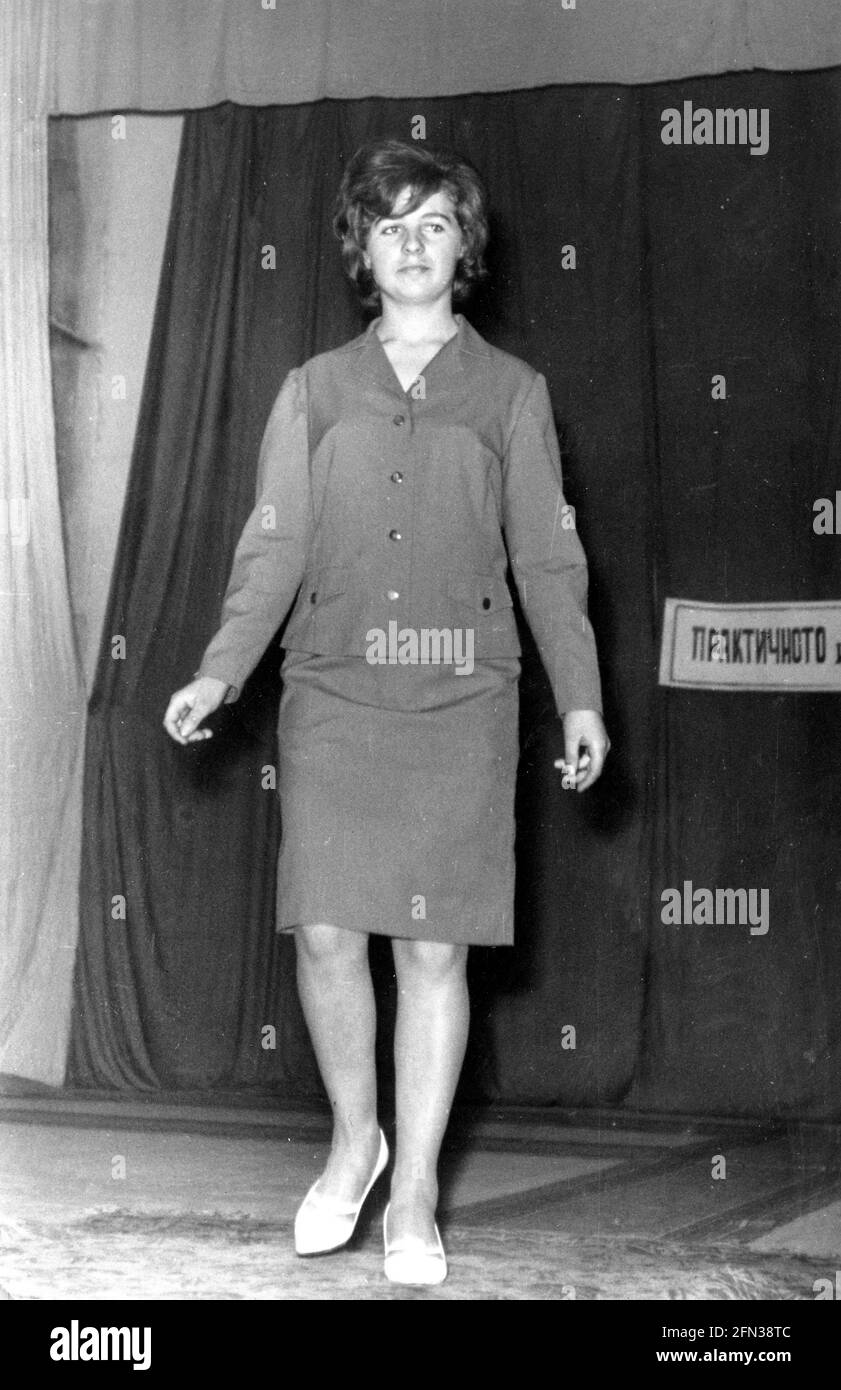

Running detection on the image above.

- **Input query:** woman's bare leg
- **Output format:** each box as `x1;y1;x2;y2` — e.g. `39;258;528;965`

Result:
295;922;381;1199
388;939;470;1245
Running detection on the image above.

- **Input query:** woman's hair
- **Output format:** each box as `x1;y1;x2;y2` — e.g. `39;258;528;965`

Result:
333;139;489;309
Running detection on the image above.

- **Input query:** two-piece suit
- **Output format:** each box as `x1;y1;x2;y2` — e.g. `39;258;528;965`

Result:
196;314;602;718
195;313;604;945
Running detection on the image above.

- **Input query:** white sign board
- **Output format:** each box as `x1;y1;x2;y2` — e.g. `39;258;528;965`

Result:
659;598;841;691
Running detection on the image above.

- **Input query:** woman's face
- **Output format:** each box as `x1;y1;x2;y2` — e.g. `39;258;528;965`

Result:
363;187;464;309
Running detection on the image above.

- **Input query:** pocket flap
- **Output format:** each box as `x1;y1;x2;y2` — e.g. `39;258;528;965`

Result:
447;573;513;612
303;566;349;604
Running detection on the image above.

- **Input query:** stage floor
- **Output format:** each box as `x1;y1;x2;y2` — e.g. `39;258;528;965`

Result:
1;1094;839;1300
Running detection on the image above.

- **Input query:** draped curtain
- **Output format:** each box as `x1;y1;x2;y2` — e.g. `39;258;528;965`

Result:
69;72;841;1116
45;0;841;112
0;0;86;1086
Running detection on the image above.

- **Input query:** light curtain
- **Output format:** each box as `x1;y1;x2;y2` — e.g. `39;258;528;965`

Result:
45;0;841;115
0;0;86;1084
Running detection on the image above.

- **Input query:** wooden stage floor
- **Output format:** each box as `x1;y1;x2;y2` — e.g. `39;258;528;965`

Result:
1;1091;839;1300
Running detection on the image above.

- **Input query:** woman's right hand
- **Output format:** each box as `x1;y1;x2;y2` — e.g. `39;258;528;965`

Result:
163;676;230;745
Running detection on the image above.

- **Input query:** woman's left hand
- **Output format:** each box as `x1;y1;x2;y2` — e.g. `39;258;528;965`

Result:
555;710;611;792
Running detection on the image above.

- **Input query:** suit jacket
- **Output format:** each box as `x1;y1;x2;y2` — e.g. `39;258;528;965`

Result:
195;314;603;716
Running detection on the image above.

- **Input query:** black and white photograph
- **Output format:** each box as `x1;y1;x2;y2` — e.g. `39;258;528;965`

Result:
1;0;840;1348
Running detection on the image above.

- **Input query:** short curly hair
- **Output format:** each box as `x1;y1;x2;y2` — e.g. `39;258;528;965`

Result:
333;139;489;310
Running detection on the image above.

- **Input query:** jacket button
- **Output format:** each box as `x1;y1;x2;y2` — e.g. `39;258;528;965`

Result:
390;471;403;483
387;589;400;601
388;529;402;541
393;414;405;426
310;591;317;604
482;596;491;609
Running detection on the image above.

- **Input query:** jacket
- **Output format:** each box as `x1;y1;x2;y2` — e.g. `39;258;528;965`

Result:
195;314;603;716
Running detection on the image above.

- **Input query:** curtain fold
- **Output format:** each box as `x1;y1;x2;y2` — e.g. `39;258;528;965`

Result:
636;71;841;1117
0;0;86;1086
45;0;841;115
69;73;841;1116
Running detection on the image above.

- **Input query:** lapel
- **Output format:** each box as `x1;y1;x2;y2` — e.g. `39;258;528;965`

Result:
347;313;491;397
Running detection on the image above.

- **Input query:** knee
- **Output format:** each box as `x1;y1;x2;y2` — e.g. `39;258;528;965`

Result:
295;922;368;970
393;939;468;987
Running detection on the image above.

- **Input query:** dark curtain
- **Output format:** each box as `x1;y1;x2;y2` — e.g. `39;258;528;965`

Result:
69;71;841;1117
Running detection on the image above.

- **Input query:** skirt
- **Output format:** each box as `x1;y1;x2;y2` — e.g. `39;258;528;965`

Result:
274;649;521;945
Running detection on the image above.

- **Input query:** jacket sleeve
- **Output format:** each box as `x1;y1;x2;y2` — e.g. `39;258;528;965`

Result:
194;367;312;702
502;371;603;717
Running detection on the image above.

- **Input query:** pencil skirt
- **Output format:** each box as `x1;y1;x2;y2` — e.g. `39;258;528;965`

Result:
274;649;521;945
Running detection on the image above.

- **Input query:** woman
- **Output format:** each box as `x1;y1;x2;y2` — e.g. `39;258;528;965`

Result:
163;138;610;1287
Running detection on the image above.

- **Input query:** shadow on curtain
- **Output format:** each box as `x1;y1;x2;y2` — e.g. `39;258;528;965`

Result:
69;73;841;1117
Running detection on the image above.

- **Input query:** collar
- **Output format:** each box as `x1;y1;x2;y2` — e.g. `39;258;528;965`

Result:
348;312;491;392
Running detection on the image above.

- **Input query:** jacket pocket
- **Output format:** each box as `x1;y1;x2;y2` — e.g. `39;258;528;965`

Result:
300;566;349;608
447;572;513;613
283;565;350;647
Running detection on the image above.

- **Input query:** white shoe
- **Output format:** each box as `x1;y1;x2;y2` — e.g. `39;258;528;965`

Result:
294;1129;389;1257
383;1202;448;1286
